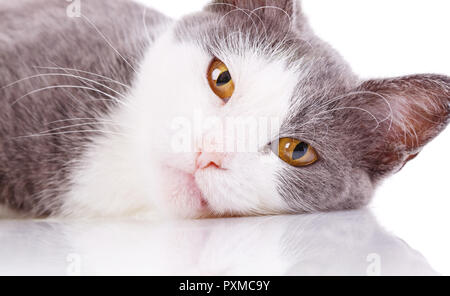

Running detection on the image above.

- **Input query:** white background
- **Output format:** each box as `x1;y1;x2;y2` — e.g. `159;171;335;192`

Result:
135;0;450;274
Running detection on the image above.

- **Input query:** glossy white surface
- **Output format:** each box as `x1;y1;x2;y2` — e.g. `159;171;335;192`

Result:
0;208;440;276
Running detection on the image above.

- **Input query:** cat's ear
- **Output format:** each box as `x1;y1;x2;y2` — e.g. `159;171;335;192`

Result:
206;0;302;27
351;75;449;180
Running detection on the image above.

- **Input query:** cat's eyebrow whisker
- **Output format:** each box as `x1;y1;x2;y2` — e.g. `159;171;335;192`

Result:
316;106;381;130
248;8;268;41
207;3;253;38
11;85;136;112
33;66;131;89
255;6;295;48
252;6;292;24
204;1;271;40
322;90;394;131
218;8;259;36
81;14;138;74
210;2;270;42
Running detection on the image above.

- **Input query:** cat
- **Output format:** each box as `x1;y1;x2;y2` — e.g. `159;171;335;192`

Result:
0;0;448;219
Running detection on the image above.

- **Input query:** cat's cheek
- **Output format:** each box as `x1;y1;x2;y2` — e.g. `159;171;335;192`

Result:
194;156;289;217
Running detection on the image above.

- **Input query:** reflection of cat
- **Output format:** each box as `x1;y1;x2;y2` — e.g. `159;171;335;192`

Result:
0;210;437;275
0;0;448;218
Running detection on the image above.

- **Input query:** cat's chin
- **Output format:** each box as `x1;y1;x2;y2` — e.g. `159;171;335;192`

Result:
161;166;213;219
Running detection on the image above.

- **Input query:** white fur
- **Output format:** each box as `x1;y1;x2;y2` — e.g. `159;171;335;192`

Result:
62;26;301;219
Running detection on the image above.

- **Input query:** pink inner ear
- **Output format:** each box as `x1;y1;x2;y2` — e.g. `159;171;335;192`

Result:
382;76;449;150
359;74;449;176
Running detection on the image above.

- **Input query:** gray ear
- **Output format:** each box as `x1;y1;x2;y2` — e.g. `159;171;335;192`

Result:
351;74;449;180
206;0;302;27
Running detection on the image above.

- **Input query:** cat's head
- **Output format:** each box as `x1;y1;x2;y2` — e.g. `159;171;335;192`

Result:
128;0;449;218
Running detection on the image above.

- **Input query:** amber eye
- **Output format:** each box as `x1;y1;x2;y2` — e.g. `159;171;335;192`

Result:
207;58;235;101
272;138;319;167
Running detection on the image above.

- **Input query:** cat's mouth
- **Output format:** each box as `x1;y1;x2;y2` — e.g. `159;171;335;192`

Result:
163;166;211;216
185;174;209;209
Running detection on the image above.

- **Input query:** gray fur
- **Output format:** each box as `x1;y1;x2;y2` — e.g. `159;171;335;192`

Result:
0;0;448;217
0;0;169;216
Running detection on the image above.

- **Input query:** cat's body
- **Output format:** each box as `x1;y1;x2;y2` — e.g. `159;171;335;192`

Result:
0;0;448;219
0;0;169;217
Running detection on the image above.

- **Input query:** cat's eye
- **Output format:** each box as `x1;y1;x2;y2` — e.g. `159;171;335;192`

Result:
207;58;235;101
272;138;318;167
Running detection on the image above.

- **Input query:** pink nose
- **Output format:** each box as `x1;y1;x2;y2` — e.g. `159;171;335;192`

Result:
196;152;226;170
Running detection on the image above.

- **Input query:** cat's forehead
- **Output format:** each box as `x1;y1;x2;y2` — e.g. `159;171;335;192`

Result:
173;11;357;91
174;12;309;65
170;10;358;140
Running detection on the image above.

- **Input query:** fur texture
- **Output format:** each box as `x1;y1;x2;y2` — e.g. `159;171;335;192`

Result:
0;0;448;218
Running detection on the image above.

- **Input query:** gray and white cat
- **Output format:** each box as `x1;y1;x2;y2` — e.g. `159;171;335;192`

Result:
0;0;448;219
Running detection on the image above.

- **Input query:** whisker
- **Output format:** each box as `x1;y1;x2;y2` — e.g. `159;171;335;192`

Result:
34;66;131;89
14;129;127;139
252;6;292;23
2;73;128;100
43;61;130;100
322;90;394;131
316;106;381;130
218;8;259;37
206;2;268;40
143;8;152;42
11;85;136;111
36;122;133;135
81;14;138;74
45;118;117;125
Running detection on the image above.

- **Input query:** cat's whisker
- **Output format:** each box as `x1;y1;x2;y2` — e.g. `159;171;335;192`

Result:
260;6;296;51
34;66;131;89
43;60;130;102
253;5;295;47
248;8;269;41
142;8;152;42
252;6;292;24
317;106;381;130
286;82;325;120
322;90;394;131
36;122;133;136
204;2;247;14
45;118;118;125
209;2;268;41
2;73;128;100
206;2;273;42
11;85;136;112
13;129;127;140
218;8;258;35
81;14;138;74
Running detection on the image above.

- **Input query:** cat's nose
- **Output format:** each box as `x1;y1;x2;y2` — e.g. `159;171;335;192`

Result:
196;152;226;170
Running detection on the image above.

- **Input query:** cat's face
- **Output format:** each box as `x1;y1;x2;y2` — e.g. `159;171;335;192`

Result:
123;0;449;218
